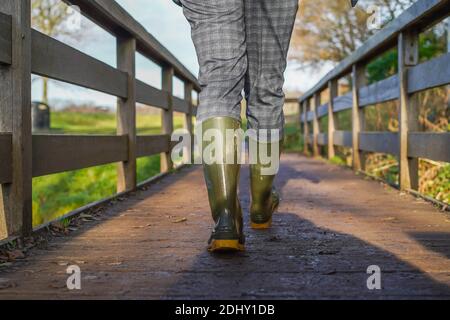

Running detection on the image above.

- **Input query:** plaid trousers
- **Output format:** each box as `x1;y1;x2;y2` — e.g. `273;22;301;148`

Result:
181;0;298;140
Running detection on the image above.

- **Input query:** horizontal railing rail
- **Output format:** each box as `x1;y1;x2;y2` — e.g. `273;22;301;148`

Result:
0;0;198;241
298;0;450;192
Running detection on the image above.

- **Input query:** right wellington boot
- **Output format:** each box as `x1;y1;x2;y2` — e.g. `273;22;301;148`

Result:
202;117;245;252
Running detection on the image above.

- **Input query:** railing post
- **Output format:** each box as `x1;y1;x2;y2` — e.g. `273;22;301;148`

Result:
183;82;193;164
351;64;366;171
312;93;321;157
0;0;32;238
116;35;137;192
328;79;338;159
161;66;174;172
398;31;419;190
302;100;309;156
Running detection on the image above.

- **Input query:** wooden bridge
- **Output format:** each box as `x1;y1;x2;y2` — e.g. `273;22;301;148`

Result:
0;0;449;299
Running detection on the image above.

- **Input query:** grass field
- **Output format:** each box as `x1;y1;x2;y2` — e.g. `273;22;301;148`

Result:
32;111;185;226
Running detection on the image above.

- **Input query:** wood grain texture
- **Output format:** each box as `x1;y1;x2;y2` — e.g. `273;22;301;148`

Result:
116;36;137;193
333;92;353;113
136;135;170;158
328;80;338;159
32;135;128;177
0;133;12;184
359;75;399;107
408;52;450;93
408;132;450;162
31;30;127;98
136;79;168;110
161;66;174;172
398;31;420;191
2;155;450;299
299;0;449;103
64;0;200;90
0;12;11;65
359;132;399;155
0;0;33;238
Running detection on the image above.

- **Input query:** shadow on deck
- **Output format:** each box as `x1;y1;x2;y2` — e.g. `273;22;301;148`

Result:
0;154;449;299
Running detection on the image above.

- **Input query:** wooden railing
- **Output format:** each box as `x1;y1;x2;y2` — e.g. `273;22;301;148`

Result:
0;0;200;240
298;0;450;191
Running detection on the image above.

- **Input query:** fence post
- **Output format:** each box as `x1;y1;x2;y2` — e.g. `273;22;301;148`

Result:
0;0;32;238
328;79;338;159
302;100;309;156
183;82;193;163
398;31;419;190
312;93;321;157
351;64;366;171
161;66;174;172
116;35;137;193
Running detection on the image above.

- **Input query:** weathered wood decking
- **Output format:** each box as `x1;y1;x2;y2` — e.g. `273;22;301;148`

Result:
0;154;449;299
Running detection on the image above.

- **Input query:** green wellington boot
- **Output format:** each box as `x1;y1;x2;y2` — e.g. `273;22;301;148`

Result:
202;117;245;252
250;140;281;229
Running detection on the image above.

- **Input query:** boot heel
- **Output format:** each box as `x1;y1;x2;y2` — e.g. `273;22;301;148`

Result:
250;218;272;230
208;239;245;252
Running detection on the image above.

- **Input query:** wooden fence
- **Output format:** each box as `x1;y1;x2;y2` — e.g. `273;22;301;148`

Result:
298;0;450;191
0;0;200;240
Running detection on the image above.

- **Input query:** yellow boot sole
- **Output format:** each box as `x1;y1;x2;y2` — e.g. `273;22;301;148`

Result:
208;239;245;252
250;218;272;230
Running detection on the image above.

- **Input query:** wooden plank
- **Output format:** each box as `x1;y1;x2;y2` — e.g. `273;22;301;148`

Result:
0;12;11;65
408;132;450;162
359;132;399;155
312;93;321;157
333;131;352;148
316;103;328;118
408;52;450;93
173;96;190;114
183;82;194;163
0;134;12;184
328;80;338;159
32;135;128;177
359;75;399;107
136;135;170;158
317;133;328;146
136;79;168;109
352;64;367;171
161;66;174;172
116;36;136;193
0;0;33;238
64;0;200;91
299;0;449;103
333;92;353;113
399;31;420;190
302;101;310;155
31;30;128;98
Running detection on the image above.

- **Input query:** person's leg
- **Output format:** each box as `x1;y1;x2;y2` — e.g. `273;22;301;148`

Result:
181;0;246;251
244;0;298;228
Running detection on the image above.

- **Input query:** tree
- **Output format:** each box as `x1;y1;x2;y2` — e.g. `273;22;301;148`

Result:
289;0;416;69
31;0;81;104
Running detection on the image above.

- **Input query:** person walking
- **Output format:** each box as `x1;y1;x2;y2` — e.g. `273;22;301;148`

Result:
172;0;357;252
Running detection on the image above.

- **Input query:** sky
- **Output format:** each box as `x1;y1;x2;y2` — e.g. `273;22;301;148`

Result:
32;0;331;108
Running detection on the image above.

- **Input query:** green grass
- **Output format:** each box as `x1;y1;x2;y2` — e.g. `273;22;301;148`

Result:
32;111;184;226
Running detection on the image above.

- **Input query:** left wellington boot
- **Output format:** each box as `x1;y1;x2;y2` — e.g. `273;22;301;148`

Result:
202;117;245;252
250;140;281;230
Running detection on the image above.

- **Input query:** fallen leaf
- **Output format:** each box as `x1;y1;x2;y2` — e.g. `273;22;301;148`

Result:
173;217;187;223
107;261;123;266
7;250;25;260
